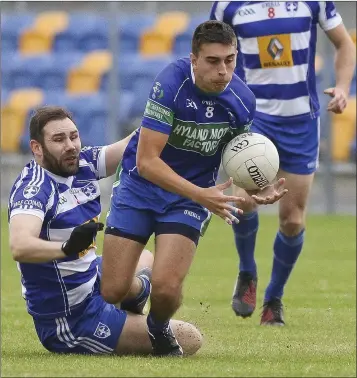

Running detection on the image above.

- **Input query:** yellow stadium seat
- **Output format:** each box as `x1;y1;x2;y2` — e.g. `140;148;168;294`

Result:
1;89;44;152
81;50;112;71
140;11;189;56
19;11;69;55
155;11;189;33
332;97;356;161
140;31;173;56
349;28;356;45
67;51;112;94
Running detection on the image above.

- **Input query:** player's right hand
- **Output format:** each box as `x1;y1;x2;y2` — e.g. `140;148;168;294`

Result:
61;220;104;256
195;177;245;225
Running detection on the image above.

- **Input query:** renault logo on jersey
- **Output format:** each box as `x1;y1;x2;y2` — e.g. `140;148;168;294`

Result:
267;38;284;60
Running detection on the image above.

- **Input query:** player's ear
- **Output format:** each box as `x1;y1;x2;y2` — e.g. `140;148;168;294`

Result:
190;53;197;69
30;139;42;157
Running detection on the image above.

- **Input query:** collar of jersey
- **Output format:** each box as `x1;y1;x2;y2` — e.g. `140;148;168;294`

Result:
44;168;74;187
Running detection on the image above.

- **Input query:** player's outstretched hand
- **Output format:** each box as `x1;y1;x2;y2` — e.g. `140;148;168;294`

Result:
196;177;245;225
62;220;104;256
324;87;347;114
250;178;288;205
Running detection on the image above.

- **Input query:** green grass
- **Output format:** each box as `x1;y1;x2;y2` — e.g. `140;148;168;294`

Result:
1;210;356;377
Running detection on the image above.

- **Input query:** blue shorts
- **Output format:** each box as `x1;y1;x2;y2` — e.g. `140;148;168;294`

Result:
250;116;320;175
33;281;127;355
106;178;212;245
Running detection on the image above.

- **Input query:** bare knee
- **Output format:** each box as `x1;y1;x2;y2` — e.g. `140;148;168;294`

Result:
151;278;182;304
101;282;130;304
279;210;305;236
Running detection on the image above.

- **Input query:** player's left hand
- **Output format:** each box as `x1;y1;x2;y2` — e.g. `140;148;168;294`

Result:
324;87;348;114
250;178;288;205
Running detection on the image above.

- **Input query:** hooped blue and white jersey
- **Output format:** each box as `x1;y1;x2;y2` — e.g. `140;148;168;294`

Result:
119;57;255;203
211;1;342;123
8;146;107;319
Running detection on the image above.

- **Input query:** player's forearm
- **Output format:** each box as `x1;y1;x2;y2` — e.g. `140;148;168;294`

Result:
334;40;356;94
10;236;66;263
137;157;203;202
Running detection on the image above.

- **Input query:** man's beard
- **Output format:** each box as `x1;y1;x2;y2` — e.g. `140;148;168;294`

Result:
42;145;79;178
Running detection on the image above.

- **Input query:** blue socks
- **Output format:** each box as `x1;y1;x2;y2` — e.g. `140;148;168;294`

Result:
264;229;305;302
232;211;259;278
121;275;150;309
147;311;170;334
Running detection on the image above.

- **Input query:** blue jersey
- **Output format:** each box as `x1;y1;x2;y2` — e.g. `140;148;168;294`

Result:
8;146;108;319
120;57;255;202
210;1;342;123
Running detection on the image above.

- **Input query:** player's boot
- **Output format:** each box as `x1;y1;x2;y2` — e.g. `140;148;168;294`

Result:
120;267;152;315
260;298;285;326
148;324;184;357
232;271;257;318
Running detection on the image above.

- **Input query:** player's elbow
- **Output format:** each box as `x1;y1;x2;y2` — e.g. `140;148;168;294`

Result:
136;156;151;178
10;239;27;262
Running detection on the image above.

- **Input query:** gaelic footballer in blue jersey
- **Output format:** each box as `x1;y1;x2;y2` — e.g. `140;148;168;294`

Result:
102;20;287;357
211;1;356;324
8;106;203;356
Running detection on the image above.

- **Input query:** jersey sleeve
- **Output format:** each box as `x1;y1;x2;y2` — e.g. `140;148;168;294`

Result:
80;146;108;179
318;1;343;31
8;172;54;222
141;63;178;135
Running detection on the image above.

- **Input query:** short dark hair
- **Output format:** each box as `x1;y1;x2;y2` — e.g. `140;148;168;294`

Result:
29;106;74;143
192;20;237;56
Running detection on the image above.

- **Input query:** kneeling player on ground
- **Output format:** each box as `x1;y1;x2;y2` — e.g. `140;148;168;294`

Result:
8;106;203;356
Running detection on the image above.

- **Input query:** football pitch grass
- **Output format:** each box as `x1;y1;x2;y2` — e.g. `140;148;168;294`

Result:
1;210;356;377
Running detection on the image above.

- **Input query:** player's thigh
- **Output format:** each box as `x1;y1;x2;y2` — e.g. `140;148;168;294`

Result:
96;249;153;278
115;314;202;356
153;200;210;285
103;203;155;293
154;232;196;287
277;169;315;221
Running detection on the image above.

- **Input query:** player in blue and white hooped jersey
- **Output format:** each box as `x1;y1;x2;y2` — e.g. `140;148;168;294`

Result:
211;2;356;324
101;20;287;357
8;106;203;356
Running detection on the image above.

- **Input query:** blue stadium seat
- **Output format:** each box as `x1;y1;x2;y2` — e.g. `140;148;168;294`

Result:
4;54;53;90
1;89;10;104
173;14;207;56
173;31;191;56
54;14;108;53
118;14;156;54
1;13;35;52
38;53;84;91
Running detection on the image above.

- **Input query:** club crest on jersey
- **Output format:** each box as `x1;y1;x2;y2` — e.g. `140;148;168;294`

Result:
23;185;40;199
81;182;97;198
285;1;298;14
152;82;164;100
93;322;111;339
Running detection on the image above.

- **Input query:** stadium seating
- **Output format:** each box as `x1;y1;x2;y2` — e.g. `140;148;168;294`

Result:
19;12;69;55
67;50;112;93
1;88;44;152
140;12;189;56
119;15;156;54
1;13;35;53
18;90;135;151
2;10;355;159
53;14;107;53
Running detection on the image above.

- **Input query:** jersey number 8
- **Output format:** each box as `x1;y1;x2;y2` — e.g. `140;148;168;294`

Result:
205;106;214;118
